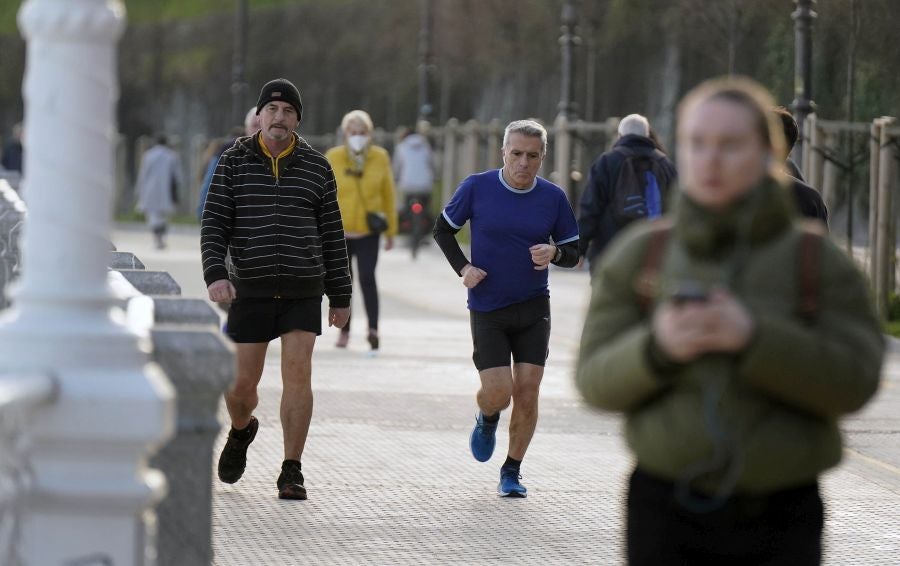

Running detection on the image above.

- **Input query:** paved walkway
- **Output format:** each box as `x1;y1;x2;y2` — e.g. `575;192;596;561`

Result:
114;226;900;566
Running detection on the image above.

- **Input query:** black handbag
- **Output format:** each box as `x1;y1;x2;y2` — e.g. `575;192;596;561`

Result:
353;174;388;234
365;211;388;234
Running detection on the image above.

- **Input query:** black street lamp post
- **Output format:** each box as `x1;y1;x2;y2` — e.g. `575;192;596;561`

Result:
231;0;249;126
417;0;435;122
558;0;580;120
791;0;817;167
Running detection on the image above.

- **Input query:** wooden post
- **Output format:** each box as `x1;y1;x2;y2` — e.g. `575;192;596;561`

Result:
554;114;572;199
572;119;586;207
486;119;502;170
801;114;813;181
874;117;896;318
461;119;479;179
868;118;883;281
605;117;620;150
808;114;823;189
821;130;839;220
440;118;459;205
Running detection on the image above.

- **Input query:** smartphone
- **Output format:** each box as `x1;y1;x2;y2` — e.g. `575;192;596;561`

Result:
671;281;709;305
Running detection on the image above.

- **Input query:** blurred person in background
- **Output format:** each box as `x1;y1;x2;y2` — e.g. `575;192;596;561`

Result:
1;122;23;174
393;121;436;254
326;110;397;352
577;114;677;272
771;106;829;226
135;134;183;249
197;107;261;219
393;122;435;202
576;77;883;565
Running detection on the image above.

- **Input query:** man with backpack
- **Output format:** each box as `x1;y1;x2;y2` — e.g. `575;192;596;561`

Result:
577;114;676;271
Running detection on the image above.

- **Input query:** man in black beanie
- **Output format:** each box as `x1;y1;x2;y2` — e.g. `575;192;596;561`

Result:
201;78;352;500
256;78;303;119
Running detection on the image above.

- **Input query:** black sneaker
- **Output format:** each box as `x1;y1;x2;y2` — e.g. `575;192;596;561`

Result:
217;416;259;484
367;330;379;351
277;460;307;500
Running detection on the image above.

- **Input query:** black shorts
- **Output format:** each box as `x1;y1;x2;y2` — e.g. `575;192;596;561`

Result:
469;295;551;371
226;297;322;343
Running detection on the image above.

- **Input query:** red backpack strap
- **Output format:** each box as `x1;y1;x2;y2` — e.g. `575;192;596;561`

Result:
797;221;826;323
634;221;672;315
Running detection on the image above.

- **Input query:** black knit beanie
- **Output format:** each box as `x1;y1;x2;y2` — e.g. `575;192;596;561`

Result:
256;78;303;120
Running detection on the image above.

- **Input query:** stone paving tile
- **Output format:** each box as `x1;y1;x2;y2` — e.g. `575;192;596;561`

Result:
210;319;900;565
110;229;900;565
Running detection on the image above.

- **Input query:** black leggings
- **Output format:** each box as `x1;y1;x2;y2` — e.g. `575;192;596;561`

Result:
345;234;380;332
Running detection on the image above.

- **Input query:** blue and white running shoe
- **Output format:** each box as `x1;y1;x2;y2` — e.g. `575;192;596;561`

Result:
469;411;498;462
498;467;527;498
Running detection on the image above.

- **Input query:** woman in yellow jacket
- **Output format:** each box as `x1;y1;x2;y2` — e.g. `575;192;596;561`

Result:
326;110;398;351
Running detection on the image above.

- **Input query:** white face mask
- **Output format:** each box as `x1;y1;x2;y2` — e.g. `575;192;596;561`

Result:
347;134;368;153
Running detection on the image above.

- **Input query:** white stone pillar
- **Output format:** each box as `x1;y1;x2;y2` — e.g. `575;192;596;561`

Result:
0;1;174;565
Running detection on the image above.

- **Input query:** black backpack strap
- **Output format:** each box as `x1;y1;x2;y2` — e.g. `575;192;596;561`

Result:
634;221;673;315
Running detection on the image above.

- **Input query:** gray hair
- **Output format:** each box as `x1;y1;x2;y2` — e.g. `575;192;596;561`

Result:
244;106;259;135
618;114;650;137
503;119;547;154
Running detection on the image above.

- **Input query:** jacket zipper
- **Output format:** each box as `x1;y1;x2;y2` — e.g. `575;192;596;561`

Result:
274;171;281;298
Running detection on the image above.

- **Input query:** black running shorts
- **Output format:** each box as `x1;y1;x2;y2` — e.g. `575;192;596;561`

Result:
469;295;551;371
226;297;322;343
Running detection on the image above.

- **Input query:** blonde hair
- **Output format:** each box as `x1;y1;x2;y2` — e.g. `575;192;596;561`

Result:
677;76;787;163
340;109;374;134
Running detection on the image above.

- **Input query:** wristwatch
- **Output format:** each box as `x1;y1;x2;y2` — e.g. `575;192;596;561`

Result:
553;246;562;263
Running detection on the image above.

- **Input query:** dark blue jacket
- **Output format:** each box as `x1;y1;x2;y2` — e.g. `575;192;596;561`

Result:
790;176;829;226
1;141;23;174
577;134;677;264
196;138;237;219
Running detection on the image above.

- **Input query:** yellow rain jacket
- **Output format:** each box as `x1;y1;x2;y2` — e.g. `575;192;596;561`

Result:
325;144;398;237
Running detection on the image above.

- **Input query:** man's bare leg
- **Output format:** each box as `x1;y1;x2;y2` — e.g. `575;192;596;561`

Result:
218;341;268;484
494;362;543;497
469;366;512;463
477;366;514;417
280;330;316;461
225;342;269;429
507;363;544;460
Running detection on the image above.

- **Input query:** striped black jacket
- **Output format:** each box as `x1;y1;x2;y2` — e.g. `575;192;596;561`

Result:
201;133;352;307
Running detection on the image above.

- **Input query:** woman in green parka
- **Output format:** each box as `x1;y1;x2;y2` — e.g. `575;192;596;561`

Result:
576;77;884;565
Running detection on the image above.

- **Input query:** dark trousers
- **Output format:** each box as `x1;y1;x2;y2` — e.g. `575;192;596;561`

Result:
627;468;823;566
345;234;380;332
